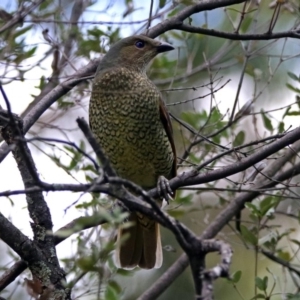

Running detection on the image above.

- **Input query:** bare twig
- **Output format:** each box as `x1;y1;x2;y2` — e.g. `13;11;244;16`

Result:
0;0;46;34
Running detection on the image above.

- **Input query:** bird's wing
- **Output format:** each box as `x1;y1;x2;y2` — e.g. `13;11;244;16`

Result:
159;96;177;178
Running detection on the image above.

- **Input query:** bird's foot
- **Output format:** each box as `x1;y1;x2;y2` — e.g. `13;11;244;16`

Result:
157;176;173;204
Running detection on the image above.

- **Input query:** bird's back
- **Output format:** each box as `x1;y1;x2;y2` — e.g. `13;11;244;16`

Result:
89;66;174;189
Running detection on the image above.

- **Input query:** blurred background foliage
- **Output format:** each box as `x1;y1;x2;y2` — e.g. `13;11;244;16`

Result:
1;0;300;299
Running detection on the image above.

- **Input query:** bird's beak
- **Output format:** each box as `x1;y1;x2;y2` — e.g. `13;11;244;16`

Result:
156;42;174;53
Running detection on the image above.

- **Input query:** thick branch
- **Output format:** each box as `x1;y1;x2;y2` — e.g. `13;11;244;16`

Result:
0;110;67;298
147;126;300;197
0;214;109;291
0;111;60;269
0;212;69;299
139;140;300;300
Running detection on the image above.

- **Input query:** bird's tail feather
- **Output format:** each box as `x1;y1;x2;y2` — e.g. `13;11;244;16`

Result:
115;212;162;269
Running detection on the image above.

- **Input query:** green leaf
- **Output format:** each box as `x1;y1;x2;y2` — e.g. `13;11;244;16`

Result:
159;0;167;8
286;83;300;94
105;281;120;300
230;270;242;283
283;106;291;118
278;121;285;133
287;72;299;81
255;276;268;291
25;46;37;58
233;131;245;147
240;225;257;245
12;25;33;38
277;250;291;261
286;111;300;116
168;7;180;17
245;203;261;217
261;110;273;131
258;230;278;246
297;96;300;109
180;110;207;130
176;193;193;205
168;209;185;218
39;0;51;11
287;294;300;299
290;239;300;247
259;196;277;216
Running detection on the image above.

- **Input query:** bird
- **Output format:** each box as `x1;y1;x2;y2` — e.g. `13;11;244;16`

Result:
89;35;176;269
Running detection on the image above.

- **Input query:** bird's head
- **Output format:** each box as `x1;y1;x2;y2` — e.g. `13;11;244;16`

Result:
98;35;174;73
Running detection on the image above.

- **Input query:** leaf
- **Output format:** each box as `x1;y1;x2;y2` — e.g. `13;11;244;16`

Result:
12;25;33;38
261;110;273;131
277;250;291;261
286;111;300;116
290;239;300;247
287;72;299;81
167;209;185;218
278;121;285;133
287;294;300;300
230;270;242;283
180;110;207;129
255;276;268;291
297;96;300;109
286;83;300;93
233;131;245;147
259;196;278;216
176;193;193;205
258;231;278;246
240;225;257;245
168;7;180;17
245;203;261;217
105;280;122;300
159;0;167;8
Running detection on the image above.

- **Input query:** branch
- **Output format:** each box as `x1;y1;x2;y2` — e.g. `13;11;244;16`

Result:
176;23;300;40
138;139;300;300
0;109;60;268
76;118;116;177
146;126;300;198
0;0;46;34
201;240;232;300
261;250;300;278
147;0;247;38
1;124;300;199
20;0;87;118
2;138;300;295
0;213;109;291
76;118;232;298
0;212;69;299
0;58;99;163
0;108;68;298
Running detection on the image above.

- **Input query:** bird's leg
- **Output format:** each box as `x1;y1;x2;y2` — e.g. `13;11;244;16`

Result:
157;175;173;204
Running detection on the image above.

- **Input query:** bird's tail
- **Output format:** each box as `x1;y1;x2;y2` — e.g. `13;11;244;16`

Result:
115;212;162;269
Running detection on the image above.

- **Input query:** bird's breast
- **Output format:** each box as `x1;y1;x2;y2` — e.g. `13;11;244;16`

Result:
89;69;174;188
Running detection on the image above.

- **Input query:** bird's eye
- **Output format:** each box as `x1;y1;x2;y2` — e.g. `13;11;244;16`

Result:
135;40;145;48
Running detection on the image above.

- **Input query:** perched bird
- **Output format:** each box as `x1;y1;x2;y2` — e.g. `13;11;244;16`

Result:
89;35;176;269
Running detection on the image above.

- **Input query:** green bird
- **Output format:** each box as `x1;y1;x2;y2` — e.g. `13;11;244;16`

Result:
89;35;176;269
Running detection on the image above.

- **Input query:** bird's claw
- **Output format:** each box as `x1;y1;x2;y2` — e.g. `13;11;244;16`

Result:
157;175;173;204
